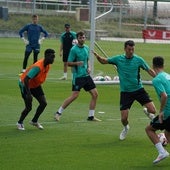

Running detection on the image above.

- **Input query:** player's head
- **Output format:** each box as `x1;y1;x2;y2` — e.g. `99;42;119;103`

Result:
65;23;70;32
44;49;55;64
124;40;135;58
153;56;164;69
32;14;38;24
124;40;135;48
76;31;85;38
76;31;86;46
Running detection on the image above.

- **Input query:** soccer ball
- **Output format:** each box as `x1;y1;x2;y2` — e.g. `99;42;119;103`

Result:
113;76;119;81
157;132;168;146
93;76;105;81
72;39;78;45
104;75;112;81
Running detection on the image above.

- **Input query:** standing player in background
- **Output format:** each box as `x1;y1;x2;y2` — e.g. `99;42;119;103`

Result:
16;49;55;130
19;14;48;74
93;40;156;140
145;56;170;164
54;31;101;122
59;23;76;80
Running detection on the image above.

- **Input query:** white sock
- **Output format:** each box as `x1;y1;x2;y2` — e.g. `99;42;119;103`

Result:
89;110;95;117
155;142;165;154
125;124;129;130
22;69;26;72
144;108;155;120
64;73;67;78
58;106;64;114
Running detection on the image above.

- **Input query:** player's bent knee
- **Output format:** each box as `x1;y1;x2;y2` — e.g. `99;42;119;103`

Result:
41;101;47;108
26;106;32;112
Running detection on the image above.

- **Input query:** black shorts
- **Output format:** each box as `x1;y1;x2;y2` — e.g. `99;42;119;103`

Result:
19;84;44;100
72;75;96;91
151;115;170;132
120;88;152;110
63;51;70;62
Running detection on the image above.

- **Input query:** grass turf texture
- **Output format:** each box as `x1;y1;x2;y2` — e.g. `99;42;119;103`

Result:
0;38;170;169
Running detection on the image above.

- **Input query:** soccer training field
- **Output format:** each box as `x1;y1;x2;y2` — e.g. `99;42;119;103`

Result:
0;38;170;170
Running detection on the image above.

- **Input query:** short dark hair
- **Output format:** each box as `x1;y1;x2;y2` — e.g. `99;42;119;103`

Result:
44;49;55;58
65;23;70;28
153;56;164;68
32;14;38;18
76;31;85;38
124;40;135;48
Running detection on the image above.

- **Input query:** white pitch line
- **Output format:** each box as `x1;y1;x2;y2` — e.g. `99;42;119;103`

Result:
73;120;87;123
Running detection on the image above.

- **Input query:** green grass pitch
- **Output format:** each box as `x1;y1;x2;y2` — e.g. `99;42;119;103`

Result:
0;38;170;169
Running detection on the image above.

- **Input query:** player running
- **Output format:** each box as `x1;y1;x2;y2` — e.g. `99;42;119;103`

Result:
93;40;156;140
145;56;170;164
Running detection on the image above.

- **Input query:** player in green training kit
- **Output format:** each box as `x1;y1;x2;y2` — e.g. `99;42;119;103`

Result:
54;31;101;122
145;56;170;164
93;40;156;140
59;23;77;80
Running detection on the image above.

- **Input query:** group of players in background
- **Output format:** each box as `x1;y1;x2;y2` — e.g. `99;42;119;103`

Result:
16;14;170;164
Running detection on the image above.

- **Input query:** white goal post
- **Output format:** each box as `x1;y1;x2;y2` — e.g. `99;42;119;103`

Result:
89;0;114;77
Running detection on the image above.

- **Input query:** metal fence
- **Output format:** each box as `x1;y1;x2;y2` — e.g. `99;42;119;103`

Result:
1;1;170;18
0;0;113;15
0;0;87;14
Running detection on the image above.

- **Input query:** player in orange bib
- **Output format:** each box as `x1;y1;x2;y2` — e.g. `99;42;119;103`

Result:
16;49;55;130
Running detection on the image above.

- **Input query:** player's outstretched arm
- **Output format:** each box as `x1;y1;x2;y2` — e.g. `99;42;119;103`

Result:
147;68;156;78
92;50;108;64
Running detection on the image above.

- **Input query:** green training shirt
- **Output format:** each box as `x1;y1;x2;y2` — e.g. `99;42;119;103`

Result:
68;44;89;84
60;31;76;52
107;54;150;92
152;72;170;119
